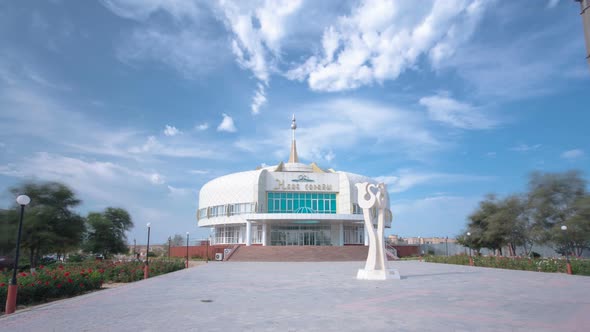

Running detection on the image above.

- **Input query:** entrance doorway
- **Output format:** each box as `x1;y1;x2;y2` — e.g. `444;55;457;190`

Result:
270;224;331;246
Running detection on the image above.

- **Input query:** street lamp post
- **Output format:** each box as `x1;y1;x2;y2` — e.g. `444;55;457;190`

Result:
467;232;474;266
168;236;171;259
561;225;573;275
445;236;449;257
5;194;31;315
133;238;137;260
144;223;151;279
186;232;189;269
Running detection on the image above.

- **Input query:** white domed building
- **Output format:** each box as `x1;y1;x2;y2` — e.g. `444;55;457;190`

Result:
197;116;392;246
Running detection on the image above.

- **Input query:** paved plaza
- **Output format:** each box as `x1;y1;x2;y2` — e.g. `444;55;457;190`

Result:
1;261;589;331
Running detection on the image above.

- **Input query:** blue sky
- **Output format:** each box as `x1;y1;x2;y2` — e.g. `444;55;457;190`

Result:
0;0;588;244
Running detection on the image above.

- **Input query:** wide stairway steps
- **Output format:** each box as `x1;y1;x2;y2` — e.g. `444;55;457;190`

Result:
227;245;396;262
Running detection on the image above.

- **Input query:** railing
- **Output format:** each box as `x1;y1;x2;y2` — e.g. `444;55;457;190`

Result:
384;241;399;260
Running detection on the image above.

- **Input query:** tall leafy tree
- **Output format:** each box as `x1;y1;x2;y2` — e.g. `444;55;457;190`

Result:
84;207;133;258
3;182;86;269
553;196;590;257
528;170;587;245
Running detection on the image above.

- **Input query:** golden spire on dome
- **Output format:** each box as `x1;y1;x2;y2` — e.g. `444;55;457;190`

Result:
288;114;299;163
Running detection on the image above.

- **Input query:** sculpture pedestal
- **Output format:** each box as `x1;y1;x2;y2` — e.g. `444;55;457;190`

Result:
357;268;401;280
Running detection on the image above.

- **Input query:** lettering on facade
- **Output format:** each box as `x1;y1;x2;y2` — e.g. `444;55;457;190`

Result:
273;179;332;191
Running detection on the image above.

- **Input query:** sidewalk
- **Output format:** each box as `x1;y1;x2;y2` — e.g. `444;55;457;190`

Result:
1;261;589;331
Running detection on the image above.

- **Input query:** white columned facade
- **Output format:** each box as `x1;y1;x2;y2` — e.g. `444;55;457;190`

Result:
339;223;344;246
246;221;252;246
364;227;369;246
262;223;267;246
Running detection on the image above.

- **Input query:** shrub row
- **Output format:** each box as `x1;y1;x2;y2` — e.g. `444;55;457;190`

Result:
1;258;185;311
424;255;590;276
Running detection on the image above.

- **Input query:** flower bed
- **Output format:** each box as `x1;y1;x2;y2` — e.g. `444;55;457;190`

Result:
424;255;590;276
1;258;185;312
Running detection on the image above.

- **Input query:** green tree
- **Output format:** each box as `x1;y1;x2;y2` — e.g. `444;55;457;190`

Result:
3;181;86;269
527;170;587;245
487;195;532;256
84;207;133;258
169;234;185;246
553;195;590;257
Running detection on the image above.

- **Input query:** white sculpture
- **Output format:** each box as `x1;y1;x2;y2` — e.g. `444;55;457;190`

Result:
355;182;400;280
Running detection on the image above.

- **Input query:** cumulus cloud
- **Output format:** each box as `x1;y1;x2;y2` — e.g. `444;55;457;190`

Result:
287;0;491;92
217;113;237;132
419;93;496;129
215;0;302;113
164;125;181;136
561;149;584;160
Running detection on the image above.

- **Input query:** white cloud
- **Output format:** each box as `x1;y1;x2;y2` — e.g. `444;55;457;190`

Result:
196;123;209;131
419;93;496;129
251;83;267;115
561;149;584;160
164;125;181;136
217;113;237;132
510;144;542;152
376;169;492;193
217;0;303;83
188;169;209;175
0;152;164;202
215;0;302;114
150;173;165;184
234;98;441;161
287;0;491;92
117;27;229;78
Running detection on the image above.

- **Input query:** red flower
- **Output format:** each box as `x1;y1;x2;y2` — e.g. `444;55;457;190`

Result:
79;283;84;287
39;265;44;269
0;283;5;287
68;278;73;283
58;265;64;270
20;272;28;277
45;281;49;286
57;284;62;288
99;269;105;273
64;272;70;277
30;283;34;287
88;269;93;273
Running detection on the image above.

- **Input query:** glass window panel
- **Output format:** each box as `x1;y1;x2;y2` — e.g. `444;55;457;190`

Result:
287;193;293;198
318;200;324;211
281;193;286;199
294;200;299;210
281;199;286;211
312;193;318;199
287;200;293;211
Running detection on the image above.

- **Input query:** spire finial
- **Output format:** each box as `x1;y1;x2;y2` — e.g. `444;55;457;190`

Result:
288;114;299;163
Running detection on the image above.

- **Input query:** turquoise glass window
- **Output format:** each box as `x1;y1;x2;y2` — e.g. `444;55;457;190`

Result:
267;192;336;214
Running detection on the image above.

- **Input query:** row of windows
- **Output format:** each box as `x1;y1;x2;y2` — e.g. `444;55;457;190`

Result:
198;203;256;219
268;192;337;214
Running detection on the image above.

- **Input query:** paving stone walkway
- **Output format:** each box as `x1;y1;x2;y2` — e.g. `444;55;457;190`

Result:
1;261;589;331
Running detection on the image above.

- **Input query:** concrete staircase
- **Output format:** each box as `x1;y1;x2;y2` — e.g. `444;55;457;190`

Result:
227;245;397;262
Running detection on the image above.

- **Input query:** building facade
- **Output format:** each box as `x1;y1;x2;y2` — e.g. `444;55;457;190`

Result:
197;116;392;246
